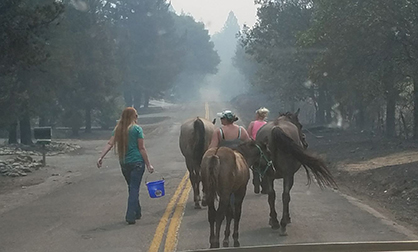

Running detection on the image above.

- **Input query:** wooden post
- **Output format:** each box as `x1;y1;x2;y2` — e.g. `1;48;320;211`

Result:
42;144;46;167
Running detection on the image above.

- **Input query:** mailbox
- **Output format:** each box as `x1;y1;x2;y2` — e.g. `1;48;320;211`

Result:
34;127;52;144
33;127;51;167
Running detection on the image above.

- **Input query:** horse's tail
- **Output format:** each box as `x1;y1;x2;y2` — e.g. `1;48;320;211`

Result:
205;151;221;202
193;117;206;162
271;127;337;189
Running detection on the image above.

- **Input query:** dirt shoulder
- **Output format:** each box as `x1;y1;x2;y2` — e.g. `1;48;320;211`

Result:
306;128;418;234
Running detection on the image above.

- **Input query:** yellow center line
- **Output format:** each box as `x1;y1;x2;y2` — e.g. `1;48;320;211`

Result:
148;172;189;252
148;102;210;252
164;180;192;252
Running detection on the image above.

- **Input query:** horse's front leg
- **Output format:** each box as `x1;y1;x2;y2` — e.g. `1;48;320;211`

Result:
222;198;233;247
208;200;217;248
252;170;260;194
280;175;294;236
267;178;280;230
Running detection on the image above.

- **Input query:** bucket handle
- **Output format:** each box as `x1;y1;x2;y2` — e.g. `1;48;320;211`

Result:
145;173;164;184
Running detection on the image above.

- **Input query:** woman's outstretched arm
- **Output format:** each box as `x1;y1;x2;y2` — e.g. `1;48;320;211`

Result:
97;136;115;168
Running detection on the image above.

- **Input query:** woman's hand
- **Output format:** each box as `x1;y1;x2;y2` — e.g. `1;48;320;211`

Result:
97;157;103;168
147;165;154;173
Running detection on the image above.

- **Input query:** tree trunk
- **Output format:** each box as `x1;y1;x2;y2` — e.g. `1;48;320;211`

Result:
325;90;332;124
386;96;396;137
133;91;142;111
124;87;133;107
400;111;408;139
316;87;326;124
413;73;418;139
355;92;365;130
20;114;33;145
85;107;91;133
384;65;396;138
8;122;18;144
144;92;150;108
72;126;79;136
144;92;149;108
39;116;48;127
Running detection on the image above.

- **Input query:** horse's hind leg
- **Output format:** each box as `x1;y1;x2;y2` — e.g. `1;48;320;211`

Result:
222;200;233;247
186;159;201;209
213;197;228;248
208;200;217;248
232;189;246;247
280;175;294;236
267;179;280;230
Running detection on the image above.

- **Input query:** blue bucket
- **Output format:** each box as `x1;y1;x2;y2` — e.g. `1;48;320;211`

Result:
146;179;165;198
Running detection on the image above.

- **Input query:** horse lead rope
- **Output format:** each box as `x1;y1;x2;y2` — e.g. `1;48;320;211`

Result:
253;144;274;178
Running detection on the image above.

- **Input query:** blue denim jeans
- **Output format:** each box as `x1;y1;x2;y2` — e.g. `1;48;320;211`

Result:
121;161;145;222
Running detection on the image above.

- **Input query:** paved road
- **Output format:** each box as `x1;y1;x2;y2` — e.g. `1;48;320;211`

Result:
0;101;417;252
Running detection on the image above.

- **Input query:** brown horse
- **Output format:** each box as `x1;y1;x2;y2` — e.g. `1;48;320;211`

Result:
256;110;337;236
179;117;215;209
201;140;272;248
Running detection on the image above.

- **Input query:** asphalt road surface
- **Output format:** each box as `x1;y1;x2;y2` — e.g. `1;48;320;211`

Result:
0;101;417;252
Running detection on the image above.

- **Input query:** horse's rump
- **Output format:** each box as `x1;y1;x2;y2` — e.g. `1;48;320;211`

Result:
201;147;249;201
192;118;206;162
271;126;337;188
201;150;221;201
179;117;214;163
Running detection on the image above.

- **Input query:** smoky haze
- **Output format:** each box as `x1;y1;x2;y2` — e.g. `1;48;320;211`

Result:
201;11;250;103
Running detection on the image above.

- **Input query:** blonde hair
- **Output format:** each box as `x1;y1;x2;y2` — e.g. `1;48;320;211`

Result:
256;107;269;119
114;107;138;161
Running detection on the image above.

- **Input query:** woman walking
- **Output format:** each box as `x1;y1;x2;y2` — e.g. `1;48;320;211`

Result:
247;107;269;194
97;107;154;224
247;107;269;140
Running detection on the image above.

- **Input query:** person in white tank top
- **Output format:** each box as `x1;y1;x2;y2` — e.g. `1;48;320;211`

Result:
209;110;250;149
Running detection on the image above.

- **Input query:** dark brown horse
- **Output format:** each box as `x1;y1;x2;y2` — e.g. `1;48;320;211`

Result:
179;117;215;209
201;140;272;248
256;110;337;236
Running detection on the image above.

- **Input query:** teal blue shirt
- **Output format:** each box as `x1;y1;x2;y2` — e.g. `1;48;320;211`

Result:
114;124;144;164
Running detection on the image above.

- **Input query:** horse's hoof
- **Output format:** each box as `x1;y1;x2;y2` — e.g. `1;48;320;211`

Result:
234;241;240;247
194;204;202;209
279;227;288;236
223;240;229;247
254;186;260;194
210;242;220;248
269;218;280;230
201;200;207;207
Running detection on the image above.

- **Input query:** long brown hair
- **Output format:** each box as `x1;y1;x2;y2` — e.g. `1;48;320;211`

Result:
114;107;138;160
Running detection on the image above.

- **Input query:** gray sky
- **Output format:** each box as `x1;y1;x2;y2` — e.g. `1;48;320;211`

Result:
170;0;258;35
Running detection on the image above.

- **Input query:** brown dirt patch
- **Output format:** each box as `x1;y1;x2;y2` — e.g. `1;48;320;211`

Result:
305;128;418;234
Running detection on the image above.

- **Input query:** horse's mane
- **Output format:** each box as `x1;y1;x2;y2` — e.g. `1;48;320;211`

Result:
274;112;295;125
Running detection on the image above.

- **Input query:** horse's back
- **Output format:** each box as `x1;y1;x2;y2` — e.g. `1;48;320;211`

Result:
257;121;301;147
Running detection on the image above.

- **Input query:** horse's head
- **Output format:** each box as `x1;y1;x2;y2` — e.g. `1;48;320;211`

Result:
237;139;274;178
279;108;303;131
277;108;308;149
